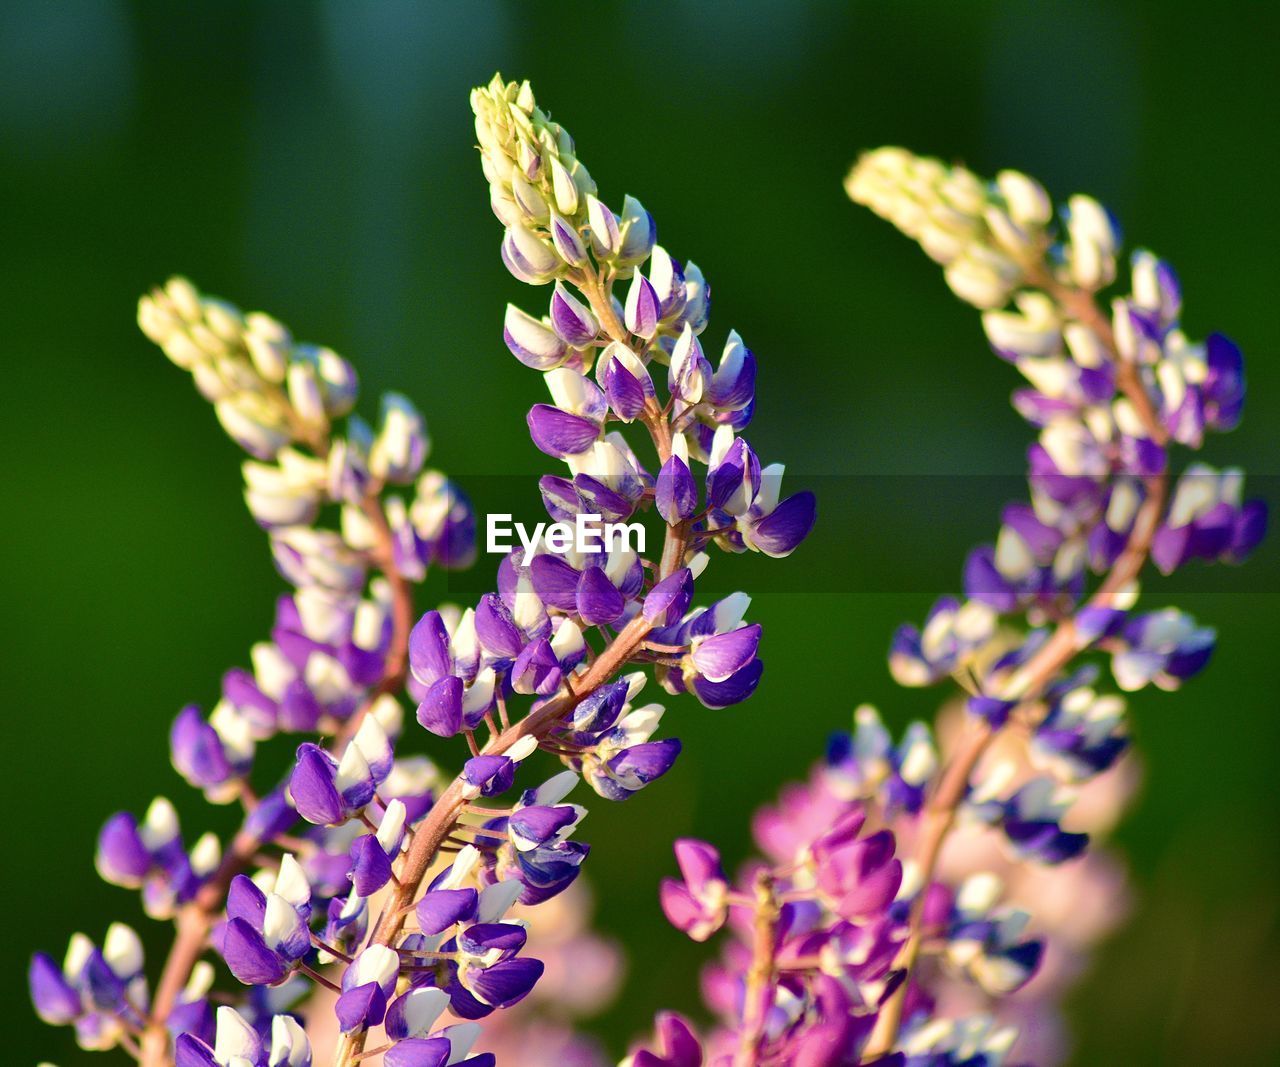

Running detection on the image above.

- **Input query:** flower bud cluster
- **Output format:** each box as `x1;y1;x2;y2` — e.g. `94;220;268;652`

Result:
840;154;1264;1060
864;153;1262;726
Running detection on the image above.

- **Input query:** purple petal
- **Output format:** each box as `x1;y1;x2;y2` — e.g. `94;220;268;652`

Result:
463;956;544;1009
29;953;81;1025
706;439;759;512
511;637;563;696
226;874;268;927
673;838;725;893
1202;332;1244;430
336;981;388;1032
463;755;516;797
474;593;524;659
174;1035;220;1067
656;454;698;524
509;805;579;850
690;659;764;709
220;917;287;986
278;679;323;732
549;283;599;347
659;880;715;940
709;341;756;410
96;812;152;885
417;676;464;738
530;553;582;611
604;354;650;422
416;888;478;935
409;611;453;686
570;678;630;734
1227;499;1268;562
384;1037;453;1067
290;743;344;826
349;834;394;897
539;475;582;523
550;213;587;266
691;624;761;683
1152;516;1193;574
816;829;903;920
503;305;566;370
526;404;600;458
605;739;682;795
652;1012;704;1067
458;922;528;958
624;274;660;340
964;545;1019;611
221;668;277;729
170;705;232;789
643;568;694;626
747;491;816;557
576;567;625;626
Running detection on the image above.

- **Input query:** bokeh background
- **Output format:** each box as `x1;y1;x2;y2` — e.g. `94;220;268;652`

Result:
3;2;1277;1063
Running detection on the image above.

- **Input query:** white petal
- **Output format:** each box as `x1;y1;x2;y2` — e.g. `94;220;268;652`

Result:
214;1006;260;1062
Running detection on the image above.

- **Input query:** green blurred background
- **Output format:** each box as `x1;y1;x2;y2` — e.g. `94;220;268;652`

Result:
3;2;1277;1063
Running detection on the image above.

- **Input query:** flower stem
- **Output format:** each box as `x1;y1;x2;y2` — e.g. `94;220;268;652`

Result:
734;869;780;1067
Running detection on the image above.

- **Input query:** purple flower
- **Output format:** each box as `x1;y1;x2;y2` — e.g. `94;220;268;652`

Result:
95;812;153;887
629;1012;704;1067
1200;333;1244;430
462;754;517;797
289;742;376;826
170;704;249;800
549;282;599;347
660;839;729;941
643;567;695;626
662;594;765;709
383;1037;453;1067
449;955;545;1019
656;438;699;525
708;332;756;412
648;246;688;321
217;856;312;986
1111;608;1216;691
706;436;760;515
347;801;406;897
625;272;661;340
602;341;654;422
417;888;479;936
812;817;902;921
1151;465;1266;574
507;803;585;852
526;403;601;458
336;945;400;1032
29;953;81;1026
569;678;630;735
175;1006;311;1067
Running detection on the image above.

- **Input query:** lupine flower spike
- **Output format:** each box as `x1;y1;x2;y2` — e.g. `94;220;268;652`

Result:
630;152;1263;1065
34;275;472;1065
